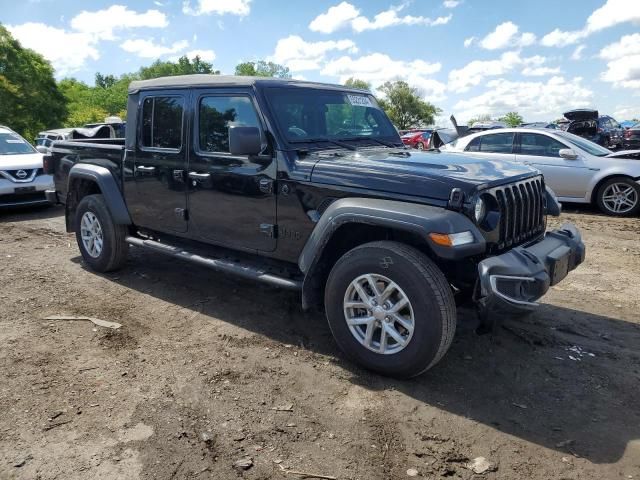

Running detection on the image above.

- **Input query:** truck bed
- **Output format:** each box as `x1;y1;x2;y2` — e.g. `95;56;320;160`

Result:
50;138;126;205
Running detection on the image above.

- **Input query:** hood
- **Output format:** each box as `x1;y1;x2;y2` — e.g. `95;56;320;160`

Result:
606;149;640;160
564;109;598;121
0;153;44;170
310;149;539;201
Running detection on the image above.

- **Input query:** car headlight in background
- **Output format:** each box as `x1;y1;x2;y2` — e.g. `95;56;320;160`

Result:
474;197;486;224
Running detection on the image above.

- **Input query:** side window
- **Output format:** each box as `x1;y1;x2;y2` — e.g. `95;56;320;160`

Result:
199;96;260;153
479;133;514;153
141;96;183;149
465;137;481;152
519;133;566;157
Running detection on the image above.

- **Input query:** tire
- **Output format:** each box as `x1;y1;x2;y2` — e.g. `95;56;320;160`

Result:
75;194;129;272
417;142;425;150
324;241;456;378
596;176;640;217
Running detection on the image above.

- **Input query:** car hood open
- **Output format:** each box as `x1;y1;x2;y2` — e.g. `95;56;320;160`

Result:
564;109;598;121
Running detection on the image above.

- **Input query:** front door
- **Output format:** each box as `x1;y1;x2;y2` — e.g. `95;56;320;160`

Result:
515;132;592;199
187;89;277;252
125;91;188;233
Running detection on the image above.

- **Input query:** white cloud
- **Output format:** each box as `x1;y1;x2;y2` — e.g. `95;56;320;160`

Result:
121;39;190;59
70;5;168;41
183;0;251;16
321;53;446;101
599;34;640;90
542;0;640;47
309;1;360;34
521;66;561;76
463;36;475;47
479;21;536;50
309;2;451;34
443;0;460;7
454;76;593;122
269;35;358;71
183;49;216;62
8;22;99;76
571;45;586;60
613;106;639;120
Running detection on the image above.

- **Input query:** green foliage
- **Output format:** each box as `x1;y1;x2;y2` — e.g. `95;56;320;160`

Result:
0;24;67;141
500;111;523;127
467;114;492;126
234;60;291;78
138;55;219;80
377;81;440;130
344;78;371;90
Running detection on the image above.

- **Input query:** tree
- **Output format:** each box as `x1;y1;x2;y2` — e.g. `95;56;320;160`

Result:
467;114;492;126
344;78;371;90
500;111;523;127
138;55;219;80
0;24;67;140
234;60;291;78
377;81;439;129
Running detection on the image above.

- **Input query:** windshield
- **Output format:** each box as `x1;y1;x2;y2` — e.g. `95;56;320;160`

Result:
264;87;400;146
0;132;36;155
554;131;611;156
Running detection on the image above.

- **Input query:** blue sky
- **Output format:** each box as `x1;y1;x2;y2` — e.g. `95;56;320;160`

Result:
3;0;640;122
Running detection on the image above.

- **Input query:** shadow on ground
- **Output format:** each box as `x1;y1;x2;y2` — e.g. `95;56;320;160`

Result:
72;243;640;466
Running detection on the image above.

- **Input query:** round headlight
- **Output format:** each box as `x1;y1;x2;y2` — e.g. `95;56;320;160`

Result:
474;197;486;223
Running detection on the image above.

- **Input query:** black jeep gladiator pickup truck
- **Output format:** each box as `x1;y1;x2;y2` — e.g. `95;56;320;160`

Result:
45;75;585;377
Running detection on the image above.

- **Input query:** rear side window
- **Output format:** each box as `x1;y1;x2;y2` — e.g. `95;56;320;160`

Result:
141;96;184;150
478;133;515;153
465;137;481;152
198;96;261;153
519;133;566;157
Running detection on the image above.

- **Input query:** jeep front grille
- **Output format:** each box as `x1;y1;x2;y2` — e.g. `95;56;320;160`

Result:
491;176;546;251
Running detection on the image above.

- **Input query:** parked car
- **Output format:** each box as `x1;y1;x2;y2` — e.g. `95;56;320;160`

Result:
35;128;73;150
0;126;53;208
401;130;432;149
521;122;558;129
45;75;584;377
563;110;623;149
623;122;640;149
445;127;640;216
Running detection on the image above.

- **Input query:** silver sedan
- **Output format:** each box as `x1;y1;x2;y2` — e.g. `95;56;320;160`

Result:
444;128;640;216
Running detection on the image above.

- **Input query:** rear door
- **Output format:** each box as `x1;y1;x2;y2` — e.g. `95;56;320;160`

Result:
464;132;516;162
514;132;592;198
186;89;277;252
126;91;188;233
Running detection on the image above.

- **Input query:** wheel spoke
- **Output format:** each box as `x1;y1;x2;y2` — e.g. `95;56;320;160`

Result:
383;323;406;346
379;328;388;353
353;282;371;305
346;315;375;326
345;301;369;310
364;274;381;297
363;321;376;347
392;313;413;332
390;296;408;313
379;282;398;303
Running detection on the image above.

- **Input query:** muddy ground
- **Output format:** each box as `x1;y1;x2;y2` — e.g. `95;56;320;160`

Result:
0;205;639;480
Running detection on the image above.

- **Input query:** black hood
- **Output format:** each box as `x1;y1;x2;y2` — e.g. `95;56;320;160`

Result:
310;149;539;201
564;109;598;121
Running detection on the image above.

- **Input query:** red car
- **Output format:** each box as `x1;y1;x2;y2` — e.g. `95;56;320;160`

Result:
401;130;432;149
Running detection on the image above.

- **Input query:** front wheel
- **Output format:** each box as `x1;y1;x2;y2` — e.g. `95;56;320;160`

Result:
596;177;640;216
416;142;425;150
75;194;129;272
324;241;456;378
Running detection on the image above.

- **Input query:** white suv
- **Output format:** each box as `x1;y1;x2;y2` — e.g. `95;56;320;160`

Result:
0;126;53;208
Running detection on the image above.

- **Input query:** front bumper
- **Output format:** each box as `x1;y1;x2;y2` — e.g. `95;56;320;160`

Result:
0;175;54;208
477;223;585;313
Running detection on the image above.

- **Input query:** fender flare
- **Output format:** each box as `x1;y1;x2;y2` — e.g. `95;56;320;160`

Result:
298;197;485;309
68;164;132;225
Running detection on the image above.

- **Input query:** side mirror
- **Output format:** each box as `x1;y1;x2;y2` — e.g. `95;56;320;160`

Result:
559;148;578;160
35;145;48;154
229;126;262;156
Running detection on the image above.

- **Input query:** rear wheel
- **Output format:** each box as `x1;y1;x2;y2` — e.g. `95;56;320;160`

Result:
596;177;640;217
417;142;425;150
75;194;129;272
324;241;456;378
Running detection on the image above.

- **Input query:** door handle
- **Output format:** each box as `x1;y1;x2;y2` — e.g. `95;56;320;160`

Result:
136;166;156;173
188;172;211;181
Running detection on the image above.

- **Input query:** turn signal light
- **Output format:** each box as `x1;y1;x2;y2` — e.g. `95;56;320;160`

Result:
429;231;474;247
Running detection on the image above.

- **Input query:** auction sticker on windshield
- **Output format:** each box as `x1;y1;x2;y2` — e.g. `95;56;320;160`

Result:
347;94;374;108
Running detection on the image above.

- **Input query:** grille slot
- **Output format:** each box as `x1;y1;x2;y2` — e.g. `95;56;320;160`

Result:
489;176;545;251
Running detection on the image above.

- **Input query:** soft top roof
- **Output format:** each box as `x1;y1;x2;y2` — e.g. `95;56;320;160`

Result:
128;74;366;93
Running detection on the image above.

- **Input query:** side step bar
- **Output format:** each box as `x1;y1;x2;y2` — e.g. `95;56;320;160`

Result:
125;237;302;291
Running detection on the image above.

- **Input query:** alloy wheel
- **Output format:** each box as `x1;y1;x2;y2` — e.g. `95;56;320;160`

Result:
80;211;104;258
601;183;638;214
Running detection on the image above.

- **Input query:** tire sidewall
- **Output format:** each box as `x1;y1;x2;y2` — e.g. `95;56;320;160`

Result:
325;244;446;377
597;178;640;217
75;195;119;271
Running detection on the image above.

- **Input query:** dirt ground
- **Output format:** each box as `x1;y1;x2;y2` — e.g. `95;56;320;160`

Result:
0;205;639;480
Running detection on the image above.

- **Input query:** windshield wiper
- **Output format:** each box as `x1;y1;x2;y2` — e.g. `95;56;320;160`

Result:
290;138;357;151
